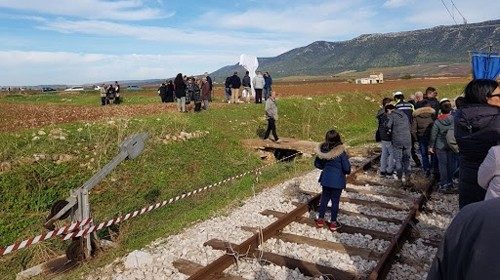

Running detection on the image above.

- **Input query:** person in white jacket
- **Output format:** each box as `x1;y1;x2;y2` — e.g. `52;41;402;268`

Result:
478;145;500;200
253;71;265;104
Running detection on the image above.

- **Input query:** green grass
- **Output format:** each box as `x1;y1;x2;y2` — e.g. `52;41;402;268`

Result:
0;82;467;279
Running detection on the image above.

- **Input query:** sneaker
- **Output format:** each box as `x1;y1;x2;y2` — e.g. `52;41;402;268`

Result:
329;221;342;232
315;219;325;228
275;139;282;143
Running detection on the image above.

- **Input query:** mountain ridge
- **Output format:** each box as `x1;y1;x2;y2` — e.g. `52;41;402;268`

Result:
210;19;499;82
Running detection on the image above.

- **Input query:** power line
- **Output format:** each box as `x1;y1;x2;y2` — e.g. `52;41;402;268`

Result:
440;0;457;24
449;0;468;24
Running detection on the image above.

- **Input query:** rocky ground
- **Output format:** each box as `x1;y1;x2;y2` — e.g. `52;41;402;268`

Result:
84;161;459;280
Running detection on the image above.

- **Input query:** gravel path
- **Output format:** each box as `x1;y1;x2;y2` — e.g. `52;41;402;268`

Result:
85;158;459;280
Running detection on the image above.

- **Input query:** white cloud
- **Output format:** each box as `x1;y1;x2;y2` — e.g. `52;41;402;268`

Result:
0;51;237;85
0;0;163;21
383;0;413;8
38;18;298;54
198;0;378;39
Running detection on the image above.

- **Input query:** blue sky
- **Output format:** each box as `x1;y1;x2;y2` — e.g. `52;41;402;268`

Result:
0;0;498;85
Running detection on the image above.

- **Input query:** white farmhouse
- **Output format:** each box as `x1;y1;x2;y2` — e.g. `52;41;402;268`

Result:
355;73;384;84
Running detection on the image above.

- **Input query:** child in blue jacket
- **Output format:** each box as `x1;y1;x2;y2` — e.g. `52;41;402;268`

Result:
314;129;351;231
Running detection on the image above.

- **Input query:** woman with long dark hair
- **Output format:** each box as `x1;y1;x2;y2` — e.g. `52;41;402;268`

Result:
455;79;500;208
174;73;187;112
314;129;351;231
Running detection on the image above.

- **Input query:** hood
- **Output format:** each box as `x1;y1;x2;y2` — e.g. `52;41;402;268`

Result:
437;114;453;126
413;107;435;117
315;144;346;160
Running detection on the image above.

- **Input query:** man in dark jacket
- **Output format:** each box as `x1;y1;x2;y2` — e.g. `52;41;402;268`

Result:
241;71;251;103
386;105;412;183
412;101;436;177
158;83;167;103
263;72;273;101
377;102;395;177
425;87;440;113
394;91;422;168
224;76;231;103
229;72;241;104
427;197;500;280
204;72;213;102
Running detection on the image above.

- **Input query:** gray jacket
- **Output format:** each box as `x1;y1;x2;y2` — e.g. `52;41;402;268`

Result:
386;109;411;148
478;145;500;200
265;98;278;120
253;74;265;89
430;114;453;150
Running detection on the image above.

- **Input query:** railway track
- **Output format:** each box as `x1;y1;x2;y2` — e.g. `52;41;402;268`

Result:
165;154;432;280
87;152;458;280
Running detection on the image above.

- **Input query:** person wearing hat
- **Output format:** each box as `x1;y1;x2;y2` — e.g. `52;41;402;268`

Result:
394;91;422;168
438;98;451;114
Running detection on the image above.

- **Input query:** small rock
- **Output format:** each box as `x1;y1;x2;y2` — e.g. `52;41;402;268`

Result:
124;250;153;269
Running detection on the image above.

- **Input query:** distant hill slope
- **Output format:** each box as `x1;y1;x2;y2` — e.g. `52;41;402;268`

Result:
211;20;499;82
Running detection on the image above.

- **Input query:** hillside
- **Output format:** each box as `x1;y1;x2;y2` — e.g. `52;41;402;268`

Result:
211;20;499;81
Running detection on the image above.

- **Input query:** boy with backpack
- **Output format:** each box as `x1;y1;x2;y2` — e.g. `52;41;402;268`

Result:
429;102;456;192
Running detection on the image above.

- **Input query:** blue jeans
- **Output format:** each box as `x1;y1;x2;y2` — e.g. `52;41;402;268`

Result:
263;87;272;100
318;187;343;222
380;140;394;173
393;145;411;179
436;149;455;186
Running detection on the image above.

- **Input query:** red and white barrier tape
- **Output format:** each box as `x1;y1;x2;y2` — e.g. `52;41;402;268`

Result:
0;218;91;256
1;151;301;256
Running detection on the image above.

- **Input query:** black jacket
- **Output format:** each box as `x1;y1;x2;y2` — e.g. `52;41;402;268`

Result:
158;85;167;96
454;104;500;170
229;74;241;89
174;81;186;98
427;198;500;280
242;75;251;87
377;110;392;141
224;76;231;88
426;97;440;113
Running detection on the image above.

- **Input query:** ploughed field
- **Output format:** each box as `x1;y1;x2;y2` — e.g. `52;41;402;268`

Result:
0;77;466;279
0;77;467;133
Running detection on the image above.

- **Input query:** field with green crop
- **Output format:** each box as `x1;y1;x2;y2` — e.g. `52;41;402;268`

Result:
0;78;468;279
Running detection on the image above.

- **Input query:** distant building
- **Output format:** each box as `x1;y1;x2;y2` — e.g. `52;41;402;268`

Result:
355;73;384;84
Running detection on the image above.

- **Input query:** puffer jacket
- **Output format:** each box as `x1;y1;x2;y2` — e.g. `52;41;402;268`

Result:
430;114;453;150
314;144;351;189
412;107;436;141
386;109;412;148
253;74;265;89
455;104;500;170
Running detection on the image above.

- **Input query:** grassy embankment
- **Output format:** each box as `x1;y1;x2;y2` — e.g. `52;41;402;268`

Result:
0;82;466;279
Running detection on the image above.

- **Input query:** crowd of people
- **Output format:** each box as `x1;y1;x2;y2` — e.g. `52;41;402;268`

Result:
99;81;121;106
155;72;214;112
224;71;273;103
376;80;499;207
